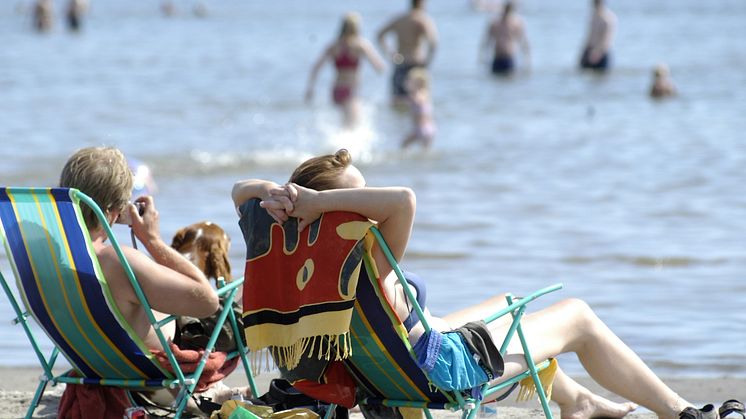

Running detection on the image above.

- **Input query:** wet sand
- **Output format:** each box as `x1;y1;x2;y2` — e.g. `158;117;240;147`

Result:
0;366;741;418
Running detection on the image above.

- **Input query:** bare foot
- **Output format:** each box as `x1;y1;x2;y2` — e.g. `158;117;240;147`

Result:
558;391;638;419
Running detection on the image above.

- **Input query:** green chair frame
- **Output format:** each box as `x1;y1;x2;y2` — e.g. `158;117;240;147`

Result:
343;226;563;419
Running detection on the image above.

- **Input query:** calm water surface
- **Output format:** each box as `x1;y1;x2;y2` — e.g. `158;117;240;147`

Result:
1;1;745;377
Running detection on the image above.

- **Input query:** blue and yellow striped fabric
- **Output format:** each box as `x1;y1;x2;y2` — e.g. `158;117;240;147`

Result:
0;187;170;382
344;255;453;409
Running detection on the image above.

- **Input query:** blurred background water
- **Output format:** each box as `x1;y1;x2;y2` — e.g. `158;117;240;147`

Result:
1;0;745;378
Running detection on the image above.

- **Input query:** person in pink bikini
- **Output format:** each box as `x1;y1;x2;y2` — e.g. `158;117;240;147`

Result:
306;13;385;127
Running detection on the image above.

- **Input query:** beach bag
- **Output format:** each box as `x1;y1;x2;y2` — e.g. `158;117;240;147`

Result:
259;379;349;419
177;296;245;353
290;361;357;408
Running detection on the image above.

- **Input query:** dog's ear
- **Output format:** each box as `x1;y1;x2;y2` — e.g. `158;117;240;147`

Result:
170;227;191;251
205;241;232;282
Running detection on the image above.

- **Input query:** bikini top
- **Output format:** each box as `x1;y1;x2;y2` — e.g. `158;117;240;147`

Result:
401;271;428;332
334;46;359;71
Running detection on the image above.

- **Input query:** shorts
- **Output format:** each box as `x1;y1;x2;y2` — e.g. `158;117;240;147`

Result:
580;47;610;71
491;55;515;75
392;64;420;97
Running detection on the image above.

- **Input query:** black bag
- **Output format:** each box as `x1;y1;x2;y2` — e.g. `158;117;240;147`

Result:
176;296;245;353
260;379;349;419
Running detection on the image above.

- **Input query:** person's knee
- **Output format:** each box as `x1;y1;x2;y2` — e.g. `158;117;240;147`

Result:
559;298;596;324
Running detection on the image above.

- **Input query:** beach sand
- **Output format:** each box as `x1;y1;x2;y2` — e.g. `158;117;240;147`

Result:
0;366;741;418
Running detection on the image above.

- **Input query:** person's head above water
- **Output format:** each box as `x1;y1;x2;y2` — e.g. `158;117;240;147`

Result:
289;149;365;191
502;1;514;16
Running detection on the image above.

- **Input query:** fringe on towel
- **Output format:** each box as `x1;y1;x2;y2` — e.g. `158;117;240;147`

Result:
249;333;352;375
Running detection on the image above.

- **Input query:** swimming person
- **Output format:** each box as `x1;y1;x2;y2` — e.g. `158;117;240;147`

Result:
305;12;385;127
481;1;530;76
650;64;677;99
401;68;436;149
377;0;438;105
579;0;617;72
234;149;711;419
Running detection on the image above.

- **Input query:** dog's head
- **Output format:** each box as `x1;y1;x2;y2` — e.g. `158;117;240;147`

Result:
171;221;232;282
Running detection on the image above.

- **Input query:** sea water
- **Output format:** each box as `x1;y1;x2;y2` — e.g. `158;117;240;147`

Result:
1;0;745;377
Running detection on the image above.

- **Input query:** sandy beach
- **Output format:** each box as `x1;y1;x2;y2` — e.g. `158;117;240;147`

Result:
0;366;742;418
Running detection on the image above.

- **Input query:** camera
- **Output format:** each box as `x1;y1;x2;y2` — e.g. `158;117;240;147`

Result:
115;202;145;225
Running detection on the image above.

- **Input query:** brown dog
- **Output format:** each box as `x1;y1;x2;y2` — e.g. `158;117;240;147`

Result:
171;221;232;283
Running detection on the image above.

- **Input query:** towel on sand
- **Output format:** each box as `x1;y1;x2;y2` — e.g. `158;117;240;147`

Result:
57;343;238;418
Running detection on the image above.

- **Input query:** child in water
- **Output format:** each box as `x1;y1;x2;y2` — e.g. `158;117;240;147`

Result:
401;68;436;149
649;64;676;99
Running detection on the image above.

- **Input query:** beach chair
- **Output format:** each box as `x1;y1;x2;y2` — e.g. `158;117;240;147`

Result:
0;187;257;419
239;199;562;419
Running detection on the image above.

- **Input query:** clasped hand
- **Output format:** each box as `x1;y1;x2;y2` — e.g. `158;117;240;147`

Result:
259;183;320;232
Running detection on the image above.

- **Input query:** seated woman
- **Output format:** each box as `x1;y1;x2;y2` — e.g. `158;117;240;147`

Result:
232;149;698;419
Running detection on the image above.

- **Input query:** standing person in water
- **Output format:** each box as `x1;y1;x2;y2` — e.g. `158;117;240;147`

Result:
579;0;617;72
305;13;385;128
401;68;435;149
33;0;53;32
66;0;88;32
377;0;438;105
481;1;530;76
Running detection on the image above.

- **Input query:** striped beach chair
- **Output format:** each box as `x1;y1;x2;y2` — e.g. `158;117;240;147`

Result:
347;227;563;419
239;199;562;419
0;187;256;418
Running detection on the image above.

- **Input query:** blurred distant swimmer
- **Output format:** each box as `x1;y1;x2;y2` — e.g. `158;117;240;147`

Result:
66;0;88;32
481;1;530;76
377;0;438;104
161;0;175;17
33;0;53;32
401;68;435;149
305;13;385;127
579;0;616;72
193;2;208;18
649;64;676;99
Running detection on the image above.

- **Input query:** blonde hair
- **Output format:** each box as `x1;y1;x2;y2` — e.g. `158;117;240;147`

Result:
59;146;133;230
654;63;670;77
407;67;430;91
289;149;352;191
339;13;360;38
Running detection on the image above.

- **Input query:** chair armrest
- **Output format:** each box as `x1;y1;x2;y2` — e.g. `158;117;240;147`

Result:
483;283;563;324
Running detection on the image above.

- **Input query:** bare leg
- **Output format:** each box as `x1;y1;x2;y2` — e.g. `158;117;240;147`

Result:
492;298;690;418
401;132;419;149
445;296;636;418
341;100;359;128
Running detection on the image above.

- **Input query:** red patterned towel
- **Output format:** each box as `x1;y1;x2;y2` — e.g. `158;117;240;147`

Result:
239;199;372;370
